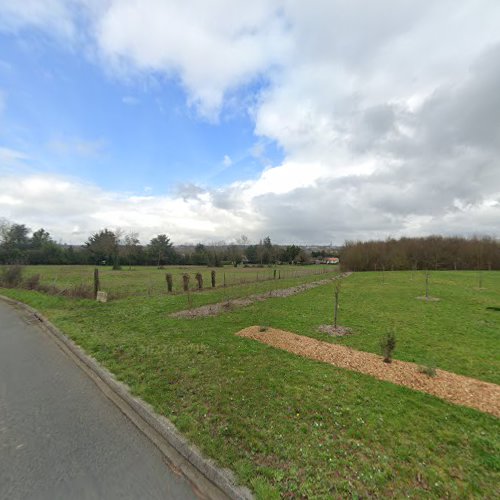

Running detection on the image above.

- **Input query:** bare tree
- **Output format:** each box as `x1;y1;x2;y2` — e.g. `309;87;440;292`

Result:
122;232;140;269
334;280;342;328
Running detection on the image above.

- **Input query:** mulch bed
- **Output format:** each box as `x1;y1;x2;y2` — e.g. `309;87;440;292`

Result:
317;325;352;336
171;272;352;319
237;326;500;418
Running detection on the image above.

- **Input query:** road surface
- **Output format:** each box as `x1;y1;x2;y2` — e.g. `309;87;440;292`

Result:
0;300;199;500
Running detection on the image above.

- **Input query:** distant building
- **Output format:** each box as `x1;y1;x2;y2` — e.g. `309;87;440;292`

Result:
322;257;339;265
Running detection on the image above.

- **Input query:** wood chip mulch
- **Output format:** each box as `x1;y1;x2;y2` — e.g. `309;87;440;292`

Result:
237;326;500;418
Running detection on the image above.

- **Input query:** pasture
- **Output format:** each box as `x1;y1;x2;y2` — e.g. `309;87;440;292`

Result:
17;264;336;298
1;268;499;498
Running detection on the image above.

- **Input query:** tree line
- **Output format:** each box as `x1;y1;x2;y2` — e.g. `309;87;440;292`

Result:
340;236;500;271
0;221;316;267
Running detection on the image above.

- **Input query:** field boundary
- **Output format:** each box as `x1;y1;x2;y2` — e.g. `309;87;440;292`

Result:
171;272;352;318
0;295;253;500
237;326;500;418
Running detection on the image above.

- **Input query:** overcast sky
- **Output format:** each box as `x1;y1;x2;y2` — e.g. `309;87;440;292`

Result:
1;1;499;245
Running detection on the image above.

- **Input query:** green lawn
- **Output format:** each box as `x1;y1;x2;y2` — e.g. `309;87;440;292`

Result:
254;270;500;384
1;269;499;498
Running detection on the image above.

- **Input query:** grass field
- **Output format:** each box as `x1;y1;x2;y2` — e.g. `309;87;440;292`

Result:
1;268;499;498
15;264;336;298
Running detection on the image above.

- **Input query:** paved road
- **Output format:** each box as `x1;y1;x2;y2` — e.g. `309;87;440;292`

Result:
0;300;199;500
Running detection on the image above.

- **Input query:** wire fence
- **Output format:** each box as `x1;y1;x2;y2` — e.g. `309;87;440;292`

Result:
25;265;340;300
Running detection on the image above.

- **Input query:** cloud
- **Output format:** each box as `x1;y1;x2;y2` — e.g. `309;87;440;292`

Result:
222;155;232;167
1;1;500;243
92;0;290;119
0;146;29;163
174;182;207;202
0;0;79;40
0;173;267;244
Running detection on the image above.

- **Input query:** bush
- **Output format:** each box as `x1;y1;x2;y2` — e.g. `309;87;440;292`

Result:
380;331;396;363
0;265;24;287
63;284;94;299
23;274;41;290
419;364;437;377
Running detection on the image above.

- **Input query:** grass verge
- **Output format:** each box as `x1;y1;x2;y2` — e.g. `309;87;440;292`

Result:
1;270;499;498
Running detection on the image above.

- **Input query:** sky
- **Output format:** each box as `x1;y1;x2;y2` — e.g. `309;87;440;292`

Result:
0;1;499;246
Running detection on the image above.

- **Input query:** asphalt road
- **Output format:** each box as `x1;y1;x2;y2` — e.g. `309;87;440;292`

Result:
0;300;199;500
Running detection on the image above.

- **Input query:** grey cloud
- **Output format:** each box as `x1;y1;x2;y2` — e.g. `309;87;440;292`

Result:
211;185;248;212
286;0;431;68
418;44;500;154
351;104;398;153
330;42;500;225
250;179;402;244
174;182;206;201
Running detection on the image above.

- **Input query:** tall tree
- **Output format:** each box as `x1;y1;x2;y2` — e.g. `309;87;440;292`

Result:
227;244;243;267
191;243;209;266
122;232;141;269
148;234;175;267
4;223;30;249
281;245;302;264
31;228;53;248
85;229;119;266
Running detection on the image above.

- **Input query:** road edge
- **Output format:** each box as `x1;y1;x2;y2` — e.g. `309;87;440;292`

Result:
0;295;253;500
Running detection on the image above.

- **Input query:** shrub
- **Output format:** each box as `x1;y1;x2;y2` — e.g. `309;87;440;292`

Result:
23;274;41;290
419;364;437;377
61;284;94;299
380;331;396;363
0;265;24;287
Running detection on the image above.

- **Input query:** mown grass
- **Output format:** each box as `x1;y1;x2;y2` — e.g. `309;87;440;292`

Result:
251;270;500;384
1;269;499;498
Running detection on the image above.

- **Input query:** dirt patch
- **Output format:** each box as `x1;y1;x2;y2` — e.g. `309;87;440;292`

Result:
318;325;352;336
416;296;441;302
237;326;500;418
171;272;352;319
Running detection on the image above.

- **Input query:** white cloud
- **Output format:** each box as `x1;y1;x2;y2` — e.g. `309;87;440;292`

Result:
0;0;79;39
0;173;258;244
0;146;29;163
222;155;232;167
93;0;290;119
1;1;500;242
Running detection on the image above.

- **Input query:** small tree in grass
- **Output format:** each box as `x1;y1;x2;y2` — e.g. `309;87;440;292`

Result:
211;270;216;288
166;273;173;292
195;272;203;290
381;331;396;363
334;280;342;328
93;268;100;299
182;273;190;292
